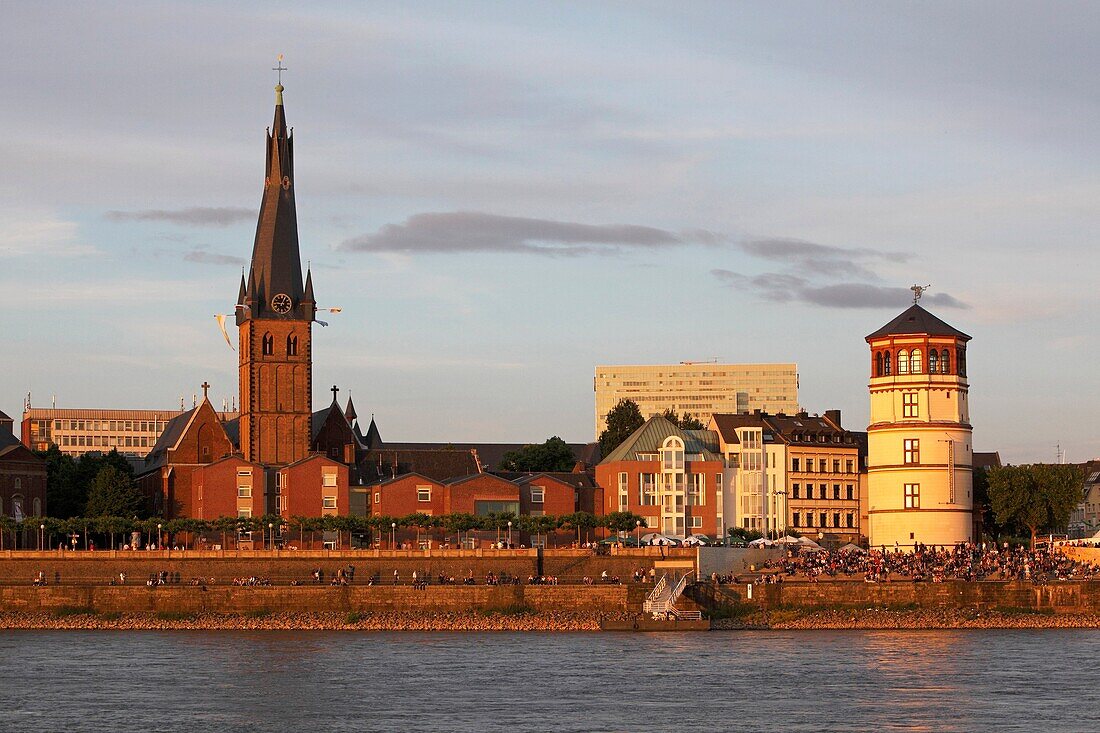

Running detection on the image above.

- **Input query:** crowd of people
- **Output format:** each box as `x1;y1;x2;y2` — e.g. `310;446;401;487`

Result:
753;543;1100;584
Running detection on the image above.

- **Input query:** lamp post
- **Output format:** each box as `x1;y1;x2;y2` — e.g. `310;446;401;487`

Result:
39;523;44;551
268;523;274;551
507;520;512;547
157;523;163;551
636;520;641;548
391;522;396;549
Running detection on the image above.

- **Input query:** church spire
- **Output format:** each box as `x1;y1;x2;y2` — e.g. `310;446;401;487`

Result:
242;72;306;322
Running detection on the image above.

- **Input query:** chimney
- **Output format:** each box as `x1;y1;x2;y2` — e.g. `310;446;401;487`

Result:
824;409;842;427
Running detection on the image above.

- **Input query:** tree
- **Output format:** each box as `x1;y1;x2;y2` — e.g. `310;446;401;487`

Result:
498;437;576;472
38;446;79;518
661;409;704;431
84;466;144;518
988;464;1084;548
563;511;599;544
598;399;645;457
601;511;647;535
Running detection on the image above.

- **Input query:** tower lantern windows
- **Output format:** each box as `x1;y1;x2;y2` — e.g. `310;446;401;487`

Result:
941;349;950;374
929;350;938;373
874;352;884;377
883;352;892;375
910;349;922;374
897;350;909;375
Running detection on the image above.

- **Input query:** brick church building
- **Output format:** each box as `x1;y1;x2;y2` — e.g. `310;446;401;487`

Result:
136;80;503;540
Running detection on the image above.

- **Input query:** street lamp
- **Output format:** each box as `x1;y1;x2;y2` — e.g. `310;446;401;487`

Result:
39;523;44;551
636;520;642;548
268;523;274;551
507;520;512;547
157;523;163;550
391;522;396;549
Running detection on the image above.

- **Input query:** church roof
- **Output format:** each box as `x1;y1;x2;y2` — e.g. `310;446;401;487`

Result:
0;409;12;421
866;303;971;341
239;83;312;324
142;406;198;471
359;448;480;484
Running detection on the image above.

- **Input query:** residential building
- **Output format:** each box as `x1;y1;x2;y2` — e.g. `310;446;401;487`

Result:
1068;461;1100;539
709;410;866;544
595;417;725;538
866;302;974;548
594;362;799;437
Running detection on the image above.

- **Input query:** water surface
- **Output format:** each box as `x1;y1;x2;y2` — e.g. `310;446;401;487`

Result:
0;629;1095;732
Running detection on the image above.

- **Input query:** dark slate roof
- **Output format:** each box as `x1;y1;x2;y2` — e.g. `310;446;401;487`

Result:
601;417;722;464
498;471;598;489
866;304;971;341
223;417;240;449
141;406;198;473
311;403;342;441
359;448;481;485
0;429;21;450
0;409;12;421
973;452;1002;470
362;417;382;450
384;441;591;472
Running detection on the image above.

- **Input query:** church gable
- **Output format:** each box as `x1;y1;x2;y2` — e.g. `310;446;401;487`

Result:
168;399;234;466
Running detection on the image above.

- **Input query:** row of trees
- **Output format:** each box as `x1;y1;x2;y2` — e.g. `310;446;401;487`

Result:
984;463;1085;548
0;511;650;551
37;446;146;519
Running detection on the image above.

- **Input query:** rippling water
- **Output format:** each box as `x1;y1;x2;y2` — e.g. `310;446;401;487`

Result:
1;629;1097;732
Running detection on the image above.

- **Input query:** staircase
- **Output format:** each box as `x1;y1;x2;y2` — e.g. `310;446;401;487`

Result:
642;572;702;620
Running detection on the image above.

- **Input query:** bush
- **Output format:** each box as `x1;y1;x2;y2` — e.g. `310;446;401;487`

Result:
345;612;363;624
244;608;271;619
479;603;535;617
52;606;95;617
155;611;194;621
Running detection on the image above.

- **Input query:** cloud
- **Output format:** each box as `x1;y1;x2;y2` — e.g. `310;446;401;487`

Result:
105;207;253;227
183;249;246;266
738;237;907;280
0;210;96;256
341;211;721;256
711;270;968;309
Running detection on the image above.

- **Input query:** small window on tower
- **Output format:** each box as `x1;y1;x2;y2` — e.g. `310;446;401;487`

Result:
262;333;274;356
287;335;298;356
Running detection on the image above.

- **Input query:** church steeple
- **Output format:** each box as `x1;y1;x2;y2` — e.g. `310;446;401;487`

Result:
239;80;307;324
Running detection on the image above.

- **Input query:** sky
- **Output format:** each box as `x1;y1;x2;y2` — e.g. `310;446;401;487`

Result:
2;1;1098;463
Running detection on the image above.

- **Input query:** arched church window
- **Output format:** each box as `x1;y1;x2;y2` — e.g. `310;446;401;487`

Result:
897;350;909;375
910;349;922;374
883;352;892;376
262;333;274;356
929;350;938;374
33;498;41;516
941;349;950;374
287;335;298;356
874;352;883;377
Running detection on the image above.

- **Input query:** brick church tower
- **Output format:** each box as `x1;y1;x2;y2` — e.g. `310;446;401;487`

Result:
236;81;316;466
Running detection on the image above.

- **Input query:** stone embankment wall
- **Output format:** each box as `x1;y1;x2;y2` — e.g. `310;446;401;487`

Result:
0;548;687;585
702;580;1100;614
0;584;645;615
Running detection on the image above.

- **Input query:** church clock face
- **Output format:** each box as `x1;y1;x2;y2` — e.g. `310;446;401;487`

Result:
271;293;293;314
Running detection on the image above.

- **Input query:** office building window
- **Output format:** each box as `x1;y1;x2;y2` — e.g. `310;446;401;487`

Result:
903;392;919;418
904;439;920;464
904;484;920;509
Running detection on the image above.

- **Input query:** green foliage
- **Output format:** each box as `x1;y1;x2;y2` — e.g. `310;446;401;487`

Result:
498;436;577;472
661;409;705;431
155;611;195;621
988;464;1084;546
600;511;647;534
598;399;644;458
39;447;138;519
52;606;96;617
345;612;363;624
479;603;535;617
84;465;144;518
727;527;764;542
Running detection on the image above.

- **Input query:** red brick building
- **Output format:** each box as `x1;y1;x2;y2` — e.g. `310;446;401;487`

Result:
278;454;349;519
0;410;47;538
596;416;724;538
193;455;266;521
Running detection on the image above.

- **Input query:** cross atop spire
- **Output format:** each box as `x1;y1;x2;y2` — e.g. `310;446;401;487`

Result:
272;54;287;105
201;381;210;399
331;384;340;403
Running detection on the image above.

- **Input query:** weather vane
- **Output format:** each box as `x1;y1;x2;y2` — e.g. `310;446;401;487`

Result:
911;284;931;303
272;54;286;84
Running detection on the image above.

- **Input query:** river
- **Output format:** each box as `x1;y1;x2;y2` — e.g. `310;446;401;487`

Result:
1;629;1096;732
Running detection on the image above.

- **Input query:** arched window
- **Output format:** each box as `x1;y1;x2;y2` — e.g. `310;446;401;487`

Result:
957;347;966;377
910;348;922;374
875;352;884;377
897;350;909;375
11;496;22;521
941;349;950;374
661;436;685;473
33;498;41;517
928;350;938;373
262;333;274;356
13;478;20;491
883;352;892;375
287;335;298;356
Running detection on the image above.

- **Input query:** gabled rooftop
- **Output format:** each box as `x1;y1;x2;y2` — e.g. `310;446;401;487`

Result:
601;417;721;463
